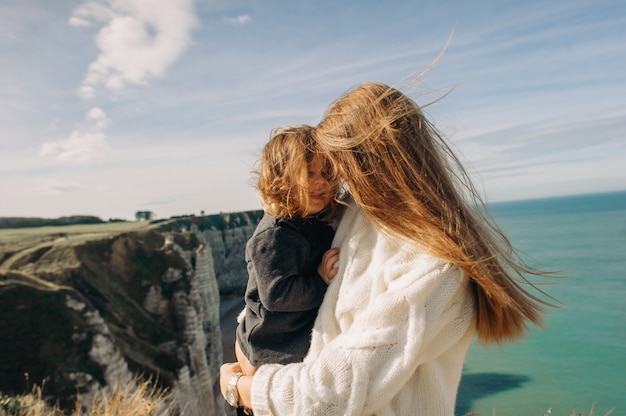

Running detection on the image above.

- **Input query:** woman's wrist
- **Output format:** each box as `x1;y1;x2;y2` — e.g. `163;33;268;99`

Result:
237;374;253;409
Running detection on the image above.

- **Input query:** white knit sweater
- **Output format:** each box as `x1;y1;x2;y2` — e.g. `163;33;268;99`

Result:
250;201;475;415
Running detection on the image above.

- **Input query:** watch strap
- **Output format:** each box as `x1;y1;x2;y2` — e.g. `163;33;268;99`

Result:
226;372;244;408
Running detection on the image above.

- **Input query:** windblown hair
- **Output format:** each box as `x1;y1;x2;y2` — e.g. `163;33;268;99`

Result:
316;82;554;344
256;124;338;220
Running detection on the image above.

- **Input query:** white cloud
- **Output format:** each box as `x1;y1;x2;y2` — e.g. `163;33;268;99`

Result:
68;16;91;28
86;107;110;129
71;0;199;99
40;130;109;165
40;107;111;165
223;14;252;25
69;0;116;26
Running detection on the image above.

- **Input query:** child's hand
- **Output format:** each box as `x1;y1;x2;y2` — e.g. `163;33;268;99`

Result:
318;247;340;284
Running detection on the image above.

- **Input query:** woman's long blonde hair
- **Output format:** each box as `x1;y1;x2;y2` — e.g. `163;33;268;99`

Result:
316;82;554;344
256;124;338;220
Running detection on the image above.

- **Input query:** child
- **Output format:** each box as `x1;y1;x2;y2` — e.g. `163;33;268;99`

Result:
227;125;340;411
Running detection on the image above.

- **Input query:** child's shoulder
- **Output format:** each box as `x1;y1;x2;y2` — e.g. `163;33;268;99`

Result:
253;213;301;237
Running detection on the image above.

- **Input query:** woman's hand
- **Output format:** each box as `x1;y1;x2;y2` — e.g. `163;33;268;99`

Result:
318;247;340;284
220;362;253;410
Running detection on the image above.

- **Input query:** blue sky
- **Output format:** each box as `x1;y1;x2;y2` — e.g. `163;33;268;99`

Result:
1;0;625;220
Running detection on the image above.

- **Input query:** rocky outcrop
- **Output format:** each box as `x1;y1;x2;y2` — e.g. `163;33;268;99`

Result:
201;225;257;295
156;211;263;296
0;211;262;415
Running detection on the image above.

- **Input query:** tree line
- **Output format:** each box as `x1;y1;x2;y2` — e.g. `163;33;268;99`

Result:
0;216;108;229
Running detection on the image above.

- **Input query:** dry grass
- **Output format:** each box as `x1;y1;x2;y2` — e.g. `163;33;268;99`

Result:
0;378;175;416
556;404;615;416
461;404;615;416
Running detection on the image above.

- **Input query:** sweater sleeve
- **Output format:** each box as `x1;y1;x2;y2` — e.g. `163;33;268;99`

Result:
249;218;474;415
248;226;327;312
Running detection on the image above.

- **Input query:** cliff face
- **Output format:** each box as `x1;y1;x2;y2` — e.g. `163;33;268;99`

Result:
0;211;262;415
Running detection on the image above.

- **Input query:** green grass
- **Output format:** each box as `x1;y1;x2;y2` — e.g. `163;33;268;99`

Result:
0;221;155;246
0;210;263;268
0;222;158;271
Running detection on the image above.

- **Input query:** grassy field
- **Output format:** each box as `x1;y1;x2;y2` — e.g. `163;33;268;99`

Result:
0;221;156;244
0;210;263;261
0;221;157;269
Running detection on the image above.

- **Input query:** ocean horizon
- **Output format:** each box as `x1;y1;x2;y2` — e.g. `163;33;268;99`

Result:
457;190;626;415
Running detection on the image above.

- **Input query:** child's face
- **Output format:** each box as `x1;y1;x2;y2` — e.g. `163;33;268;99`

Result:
305;154;332;215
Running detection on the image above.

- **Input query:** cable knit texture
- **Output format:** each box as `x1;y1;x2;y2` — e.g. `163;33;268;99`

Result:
250;201;476;415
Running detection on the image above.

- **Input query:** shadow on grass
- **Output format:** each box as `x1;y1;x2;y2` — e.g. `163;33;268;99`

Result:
456;372;531;415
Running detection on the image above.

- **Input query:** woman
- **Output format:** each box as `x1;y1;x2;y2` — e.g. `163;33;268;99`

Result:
220;82;553;415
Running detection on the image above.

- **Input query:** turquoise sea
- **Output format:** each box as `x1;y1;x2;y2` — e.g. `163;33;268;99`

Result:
456;190;626;416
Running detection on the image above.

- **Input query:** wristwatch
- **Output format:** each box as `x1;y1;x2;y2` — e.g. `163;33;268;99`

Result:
226;372;244;408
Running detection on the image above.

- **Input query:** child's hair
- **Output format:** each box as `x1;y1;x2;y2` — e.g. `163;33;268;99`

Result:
256;124;338;220
316;82;555;344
